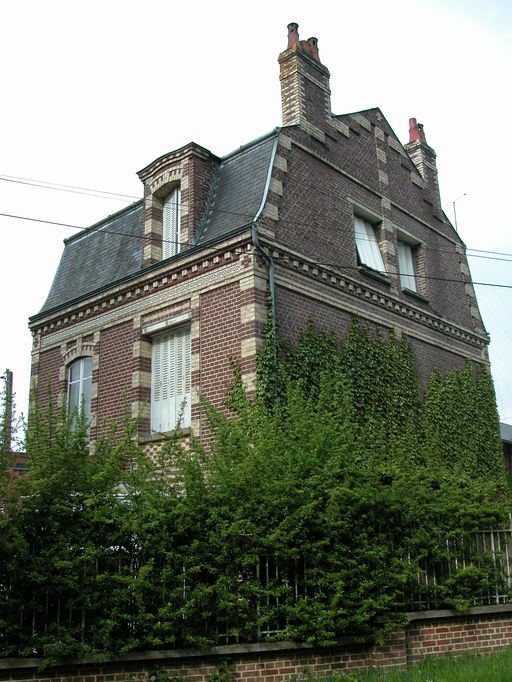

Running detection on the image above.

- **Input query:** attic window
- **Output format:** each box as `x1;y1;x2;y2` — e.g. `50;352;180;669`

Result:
162;187;181;259
354;216;386;274
397;240;418;292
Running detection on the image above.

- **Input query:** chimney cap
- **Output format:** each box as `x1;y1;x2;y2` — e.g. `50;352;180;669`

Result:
287;22;300;48
285;22;321;62
409;117;427;144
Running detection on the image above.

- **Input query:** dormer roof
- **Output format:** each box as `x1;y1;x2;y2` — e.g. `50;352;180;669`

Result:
34;129;278;319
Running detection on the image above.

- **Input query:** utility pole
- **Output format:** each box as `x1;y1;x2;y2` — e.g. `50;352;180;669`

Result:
452;193;467;232
1;369;13;453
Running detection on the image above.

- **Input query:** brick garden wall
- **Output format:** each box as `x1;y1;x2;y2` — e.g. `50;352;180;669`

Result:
2;607;512;681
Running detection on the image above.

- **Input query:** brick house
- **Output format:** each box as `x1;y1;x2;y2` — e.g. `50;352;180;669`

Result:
28;23;488;449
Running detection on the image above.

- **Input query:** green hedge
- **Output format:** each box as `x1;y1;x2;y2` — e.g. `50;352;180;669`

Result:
0;322;507;664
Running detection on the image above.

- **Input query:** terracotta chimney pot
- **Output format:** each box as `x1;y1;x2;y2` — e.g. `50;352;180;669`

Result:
287;22;299;48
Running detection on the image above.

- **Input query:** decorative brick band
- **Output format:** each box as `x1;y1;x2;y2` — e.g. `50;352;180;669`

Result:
37;263;241;350
269;245;487;353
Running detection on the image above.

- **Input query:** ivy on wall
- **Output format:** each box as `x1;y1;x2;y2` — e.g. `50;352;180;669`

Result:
257;316;504;484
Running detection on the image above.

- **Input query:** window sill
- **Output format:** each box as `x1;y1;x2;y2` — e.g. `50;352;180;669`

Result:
402;288;430;305
357;265;390;285
139;427;191;444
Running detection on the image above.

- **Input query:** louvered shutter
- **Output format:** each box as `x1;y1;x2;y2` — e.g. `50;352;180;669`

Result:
174;326;191;427
162;188;181;259
151;326;191;432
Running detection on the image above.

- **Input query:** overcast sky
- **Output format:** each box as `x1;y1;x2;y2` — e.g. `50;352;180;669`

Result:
1;0;511;430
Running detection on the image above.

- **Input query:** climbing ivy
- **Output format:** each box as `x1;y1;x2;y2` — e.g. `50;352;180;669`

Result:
257;316;505;484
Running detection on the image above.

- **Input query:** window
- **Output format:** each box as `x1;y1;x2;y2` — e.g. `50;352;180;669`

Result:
397;240;418;292
67;357;92;422
151;326;191;432
162;187;181;259
354;216;386;273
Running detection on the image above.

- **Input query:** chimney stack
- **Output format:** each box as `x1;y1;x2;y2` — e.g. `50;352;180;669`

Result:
405;118;442;214
279;23;332;129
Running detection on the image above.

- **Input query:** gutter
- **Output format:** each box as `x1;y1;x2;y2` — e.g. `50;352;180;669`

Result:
252;134;280;397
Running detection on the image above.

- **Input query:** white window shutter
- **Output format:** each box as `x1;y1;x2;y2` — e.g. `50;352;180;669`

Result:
151;326;191;432
354;216;386;273
174;327;191;427
398;241;417;292
162;188;181;259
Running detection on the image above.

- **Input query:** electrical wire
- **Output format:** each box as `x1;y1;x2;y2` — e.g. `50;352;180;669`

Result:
2;205;512;266
2;211;512;290
0;174;140;201
2;172;512;261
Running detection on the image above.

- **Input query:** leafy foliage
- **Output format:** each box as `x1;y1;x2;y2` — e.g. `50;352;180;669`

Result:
0;321;508;664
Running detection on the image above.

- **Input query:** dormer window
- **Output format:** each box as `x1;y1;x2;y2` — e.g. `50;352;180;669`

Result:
162;187;181;259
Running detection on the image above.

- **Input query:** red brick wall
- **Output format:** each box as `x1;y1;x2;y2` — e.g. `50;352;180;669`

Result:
272;119;482;336
407;615;512;662
3;608;512;681
33;347;63;411
199;283;243;411
275;282;474;391
96;321;137;438
276;284;352;346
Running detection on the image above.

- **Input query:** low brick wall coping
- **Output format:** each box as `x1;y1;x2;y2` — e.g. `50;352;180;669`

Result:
405;603;512;621
1;604;511;675
0;639;354;672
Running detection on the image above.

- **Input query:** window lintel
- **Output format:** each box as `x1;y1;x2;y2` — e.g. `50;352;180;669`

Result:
142;312;191;337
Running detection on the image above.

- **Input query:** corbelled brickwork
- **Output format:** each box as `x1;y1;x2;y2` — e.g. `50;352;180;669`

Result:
2;607;512;681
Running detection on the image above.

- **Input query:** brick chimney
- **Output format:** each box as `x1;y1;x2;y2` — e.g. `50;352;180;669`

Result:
278;23;332;130
405;118;442;214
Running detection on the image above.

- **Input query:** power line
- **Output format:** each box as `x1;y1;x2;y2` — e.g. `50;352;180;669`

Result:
2;211;512;291
2;172;512;262
0;174;140;201
0;212;83;230
2;202;512;264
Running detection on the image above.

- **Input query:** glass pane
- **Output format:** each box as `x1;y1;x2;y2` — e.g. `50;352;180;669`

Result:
68;381;80;412
69;360;81;382
83;357;93;379
82;375;92;420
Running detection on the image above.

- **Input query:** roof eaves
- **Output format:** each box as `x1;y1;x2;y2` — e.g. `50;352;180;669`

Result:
29;223;254;324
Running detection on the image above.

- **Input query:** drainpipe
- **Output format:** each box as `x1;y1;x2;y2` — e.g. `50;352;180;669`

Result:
252;134;279;398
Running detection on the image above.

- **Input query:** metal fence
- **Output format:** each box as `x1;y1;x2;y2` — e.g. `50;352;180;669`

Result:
399;518;512;611
6;524;512;647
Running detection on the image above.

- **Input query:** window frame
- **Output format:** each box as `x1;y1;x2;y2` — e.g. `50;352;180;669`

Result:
353;215;386;274
150;324;191;434
162;186;181;259
67;357;93;424
397;239;419;293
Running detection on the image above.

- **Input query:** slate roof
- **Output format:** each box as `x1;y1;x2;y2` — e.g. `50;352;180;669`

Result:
35;130;278;318
38;201;144;315
197;132;277;244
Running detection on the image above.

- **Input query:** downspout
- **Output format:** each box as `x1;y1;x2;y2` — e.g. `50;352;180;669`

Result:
252;133;279;397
